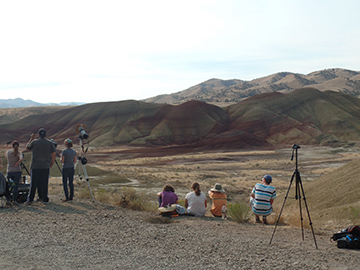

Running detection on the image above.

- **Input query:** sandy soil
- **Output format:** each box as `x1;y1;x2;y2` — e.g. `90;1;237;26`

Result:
0;195;359;270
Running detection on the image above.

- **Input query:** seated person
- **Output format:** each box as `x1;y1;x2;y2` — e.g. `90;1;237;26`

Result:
158;184;178;207
250;174;276;225
185;182;207;216
208;183;227;217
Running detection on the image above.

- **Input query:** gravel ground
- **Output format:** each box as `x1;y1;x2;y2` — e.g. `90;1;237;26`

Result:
0;196;359;270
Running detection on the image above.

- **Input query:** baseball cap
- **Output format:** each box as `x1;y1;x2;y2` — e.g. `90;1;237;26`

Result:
263;174;272;184
38;128;46;138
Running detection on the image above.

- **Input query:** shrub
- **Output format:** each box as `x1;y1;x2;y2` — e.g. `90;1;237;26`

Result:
349;206;360;223
77;185;157;212
105;187;156;211
227;202;250;223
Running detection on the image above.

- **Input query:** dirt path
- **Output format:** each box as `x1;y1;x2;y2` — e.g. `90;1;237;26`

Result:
0;195;359;270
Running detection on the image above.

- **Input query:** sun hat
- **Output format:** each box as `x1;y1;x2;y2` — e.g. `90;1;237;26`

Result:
263;174;272;184
38;128;46;138
210;183;225;193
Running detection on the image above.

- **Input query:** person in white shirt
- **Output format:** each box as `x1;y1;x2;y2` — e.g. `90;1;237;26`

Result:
185;182;207;216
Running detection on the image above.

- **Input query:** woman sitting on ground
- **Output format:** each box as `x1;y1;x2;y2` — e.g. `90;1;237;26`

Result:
158;184;178;207
185;182;207;216
208;183;227;217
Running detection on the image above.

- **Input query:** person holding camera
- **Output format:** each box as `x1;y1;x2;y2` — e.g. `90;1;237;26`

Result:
250;174;276;225
5;140;23;203
61;139;77;202
25;128;56;205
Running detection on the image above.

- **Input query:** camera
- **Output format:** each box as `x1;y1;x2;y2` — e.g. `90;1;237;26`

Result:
50;138;58;148
78;156;87;165
76;124;89;140
292;144;301;149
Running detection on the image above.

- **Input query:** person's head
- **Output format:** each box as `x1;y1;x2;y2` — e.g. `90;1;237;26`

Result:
210;183;225;193
12;140;19;155
262;174;272;185
38;128;46;138
191;182;201;196
64;138;73;148
163;184;175;193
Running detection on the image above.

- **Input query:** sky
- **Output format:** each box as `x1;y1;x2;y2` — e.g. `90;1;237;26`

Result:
1;0;359;104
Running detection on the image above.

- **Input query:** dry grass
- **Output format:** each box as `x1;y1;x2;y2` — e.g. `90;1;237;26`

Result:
43;145;360;230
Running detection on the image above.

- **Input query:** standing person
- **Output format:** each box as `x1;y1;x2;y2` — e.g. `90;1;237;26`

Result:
250;174;276;225
61;139;77;202
185;182;207;216
158;184;178;207
5;140;23;203
25;128;56;204
208;183;227;217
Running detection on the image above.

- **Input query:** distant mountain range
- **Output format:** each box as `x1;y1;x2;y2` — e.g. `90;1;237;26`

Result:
1;88;360;149
0;98;83;108
144;68;360;105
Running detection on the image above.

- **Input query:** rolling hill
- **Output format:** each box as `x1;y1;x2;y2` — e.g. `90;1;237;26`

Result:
1;88;360;150
144;68;360;105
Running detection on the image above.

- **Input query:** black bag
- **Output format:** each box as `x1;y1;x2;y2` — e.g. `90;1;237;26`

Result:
336;234;360;249
331;225;360;249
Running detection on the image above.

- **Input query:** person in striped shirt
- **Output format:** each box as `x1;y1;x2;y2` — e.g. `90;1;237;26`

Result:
250;174;276;225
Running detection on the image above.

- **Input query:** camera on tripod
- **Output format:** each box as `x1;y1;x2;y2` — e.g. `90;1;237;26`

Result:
50;138;58;148
292;144;300;149
76;124;89;140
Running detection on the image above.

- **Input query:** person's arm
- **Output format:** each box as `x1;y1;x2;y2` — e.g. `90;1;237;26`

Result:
50;152;56;167
204;199;207;208
14;152;24;167
270;199;274;205
185;198;188;208
26;133;35;150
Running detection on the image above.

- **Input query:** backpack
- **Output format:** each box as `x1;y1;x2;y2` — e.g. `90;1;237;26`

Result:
331;225;360;249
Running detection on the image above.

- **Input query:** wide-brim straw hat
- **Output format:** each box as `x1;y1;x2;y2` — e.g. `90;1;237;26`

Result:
210;183;225;193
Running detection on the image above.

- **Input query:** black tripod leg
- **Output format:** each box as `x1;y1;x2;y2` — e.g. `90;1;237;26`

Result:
269;171;295;245
299;179;318;249
295;170;305;241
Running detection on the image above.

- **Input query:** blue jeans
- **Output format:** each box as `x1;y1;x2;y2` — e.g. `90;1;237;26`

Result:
62;167;74;200
7;172;21;202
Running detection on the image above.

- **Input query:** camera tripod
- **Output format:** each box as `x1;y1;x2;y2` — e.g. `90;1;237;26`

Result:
269;144;318;249
20;161;30;177
77;137;95;203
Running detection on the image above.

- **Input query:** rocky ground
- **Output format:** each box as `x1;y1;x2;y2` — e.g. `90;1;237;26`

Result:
0;195;359;270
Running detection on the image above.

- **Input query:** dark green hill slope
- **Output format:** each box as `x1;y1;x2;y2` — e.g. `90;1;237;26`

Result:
1;88;360;149
223;88;360;146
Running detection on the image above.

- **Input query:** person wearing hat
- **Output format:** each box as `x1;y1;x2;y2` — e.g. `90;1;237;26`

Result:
208;183;227;217
61;138;77;202
250;174;276;225
25;128;56;204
